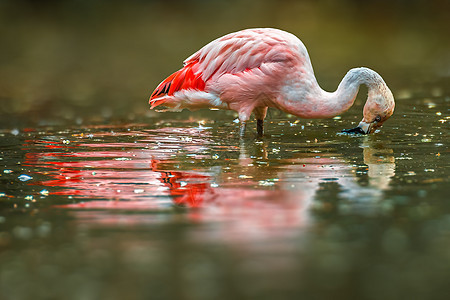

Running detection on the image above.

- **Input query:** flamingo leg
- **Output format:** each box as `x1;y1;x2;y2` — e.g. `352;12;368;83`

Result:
254;107;268;137
239;122;247;137
257;119;264;137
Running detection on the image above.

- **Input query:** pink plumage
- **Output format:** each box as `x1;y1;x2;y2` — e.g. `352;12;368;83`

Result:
149;28;395;136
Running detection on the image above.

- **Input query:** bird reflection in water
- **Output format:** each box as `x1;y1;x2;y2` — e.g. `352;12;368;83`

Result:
23;126;396;240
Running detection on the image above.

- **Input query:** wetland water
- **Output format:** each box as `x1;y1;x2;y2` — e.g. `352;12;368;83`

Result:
1;94;448;299
1;1;449;299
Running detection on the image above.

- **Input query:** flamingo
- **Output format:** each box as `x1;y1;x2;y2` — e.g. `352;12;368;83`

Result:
149;28;395;137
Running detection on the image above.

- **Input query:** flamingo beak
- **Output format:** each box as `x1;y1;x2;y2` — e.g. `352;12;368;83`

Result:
356;121;372;134
341;121;372;135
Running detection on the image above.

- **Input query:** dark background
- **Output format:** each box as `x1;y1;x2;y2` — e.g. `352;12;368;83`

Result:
0;0;449;127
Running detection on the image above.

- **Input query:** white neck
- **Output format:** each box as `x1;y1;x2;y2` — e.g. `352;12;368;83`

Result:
275;67;389;119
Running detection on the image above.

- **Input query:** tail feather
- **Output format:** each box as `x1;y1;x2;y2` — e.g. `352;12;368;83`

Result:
149;63;205;109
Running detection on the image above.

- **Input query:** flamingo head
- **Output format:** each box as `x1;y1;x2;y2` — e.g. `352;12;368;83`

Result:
343;85;395;135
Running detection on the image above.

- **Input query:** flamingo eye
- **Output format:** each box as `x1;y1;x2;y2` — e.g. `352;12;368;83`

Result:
375;116;381;122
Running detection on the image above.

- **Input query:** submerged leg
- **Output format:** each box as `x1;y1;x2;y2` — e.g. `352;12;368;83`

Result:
239;122;247;137
257;119;264;137
254;107;268;137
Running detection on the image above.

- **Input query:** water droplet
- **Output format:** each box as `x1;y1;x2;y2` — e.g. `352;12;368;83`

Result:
13;226;33;240
36;222;52;237
431;87;443;97
134;189;144;194
10;128;19;135
18;174;33;181
40;189;49;196
3;169;13;174
417;190;427;197
258;180;275;186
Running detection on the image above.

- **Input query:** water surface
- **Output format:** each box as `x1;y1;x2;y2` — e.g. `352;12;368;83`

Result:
1;93;448;300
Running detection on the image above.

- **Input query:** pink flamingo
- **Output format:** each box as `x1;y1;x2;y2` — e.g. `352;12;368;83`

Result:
149;28;395;137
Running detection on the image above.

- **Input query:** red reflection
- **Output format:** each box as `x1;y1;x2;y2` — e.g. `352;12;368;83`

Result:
22;129;224;206
22;129;312;234
22;127;395;239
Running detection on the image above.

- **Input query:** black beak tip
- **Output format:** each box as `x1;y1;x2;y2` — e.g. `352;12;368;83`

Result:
341;127;367;135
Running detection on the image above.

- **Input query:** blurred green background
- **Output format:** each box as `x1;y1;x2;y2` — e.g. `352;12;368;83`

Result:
0;2;449;300
0;0;449;127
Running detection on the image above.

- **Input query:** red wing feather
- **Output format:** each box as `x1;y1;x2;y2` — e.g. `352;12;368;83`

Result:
149;63;205;109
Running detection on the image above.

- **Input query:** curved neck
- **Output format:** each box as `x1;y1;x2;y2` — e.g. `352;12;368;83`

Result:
276;67;387;119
